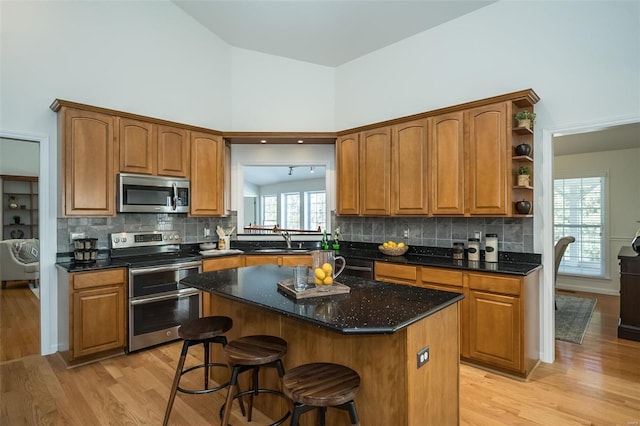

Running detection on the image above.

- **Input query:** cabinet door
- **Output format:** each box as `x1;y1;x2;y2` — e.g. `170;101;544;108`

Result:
62;108;116;216
392;119;428;215
244;255;279;266
430;112;464;215
72;285;125;359
203;256;243;272
157;125;189;177
360;127;391;215
467;289;522;371
190;131;224;216
336;133;360;215
119;118;156;175
466;102;509;215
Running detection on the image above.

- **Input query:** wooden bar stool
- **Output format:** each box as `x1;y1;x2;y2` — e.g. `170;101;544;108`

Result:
163;316;233;426
220;335;290;426
282;363;361;426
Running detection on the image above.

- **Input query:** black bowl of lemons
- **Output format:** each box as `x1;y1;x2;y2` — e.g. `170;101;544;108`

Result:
378;241;408;256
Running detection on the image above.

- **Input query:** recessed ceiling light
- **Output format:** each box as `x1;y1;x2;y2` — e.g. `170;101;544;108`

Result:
260;140;267;144
298;140;304;144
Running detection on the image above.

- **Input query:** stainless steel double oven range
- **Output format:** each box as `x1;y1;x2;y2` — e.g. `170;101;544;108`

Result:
110;230;202;353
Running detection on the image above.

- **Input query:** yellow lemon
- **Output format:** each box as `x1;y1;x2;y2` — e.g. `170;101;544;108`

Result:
398;242;405;248
383;242;389;248
323;276;333;285
321;262;333;275
315;277;324;285
389;241;397;248
314;268;326;280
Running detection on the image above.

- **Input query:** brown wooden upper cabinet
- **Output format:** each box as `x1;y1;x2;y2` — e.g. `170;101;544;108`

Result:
336;133;360;215
56;106;117;216
429;112;464;215
465;102;510;215
360;127;392;215
119;118;190;178
190;131;225;216
392;119;429;215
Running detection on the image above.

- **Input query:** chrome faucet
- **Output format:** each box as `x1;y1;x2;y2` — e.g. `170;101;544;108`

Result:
281;231;292;249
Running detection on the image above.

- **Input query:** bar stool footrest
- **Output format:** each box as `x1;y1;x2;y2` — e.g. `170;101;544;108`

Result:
177;362;230;395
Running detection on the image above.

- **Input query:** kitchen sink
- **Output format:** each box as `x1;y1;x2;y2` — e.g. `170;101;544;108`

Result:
252;248;310;254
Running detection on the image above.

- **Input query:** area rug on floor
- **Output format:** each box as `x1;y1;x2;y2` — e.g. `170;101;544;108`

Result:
555;295;597;344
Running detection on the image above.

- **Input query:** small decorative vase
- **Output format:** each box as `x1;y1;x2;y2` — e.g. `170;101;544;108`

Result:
515;143;532;156
517;174;530;186
13;216;20;225
8;196;18;209
515;200;531;215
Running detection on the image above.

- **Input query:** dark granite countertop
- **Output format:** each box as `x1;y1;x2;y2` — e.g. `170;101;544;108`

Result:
232;241;541;276
181;264;464;335
55;258;129;272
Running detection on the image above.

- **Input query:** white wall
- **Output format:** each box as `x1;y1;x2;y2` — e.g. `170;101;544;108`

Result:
0;1;232;134
335;1;640;129
554;147;640;295
230;48;335;131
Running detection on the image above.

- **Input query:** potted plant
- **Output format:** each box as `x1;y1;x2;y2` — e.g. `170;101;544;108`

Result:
514;111;536;129
517;166;531;186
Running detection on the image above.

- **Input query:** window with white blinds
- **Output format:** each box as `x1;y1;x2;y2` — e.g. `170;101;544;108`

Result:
553;175;606;277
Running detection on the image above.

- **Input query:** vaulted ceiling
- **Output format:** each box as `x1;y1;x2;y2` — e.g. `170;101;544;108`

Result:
172;1;495;66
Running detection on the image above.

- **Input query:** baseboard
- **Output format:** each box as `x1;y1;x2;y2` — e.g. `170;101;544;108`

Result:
556;284;619;296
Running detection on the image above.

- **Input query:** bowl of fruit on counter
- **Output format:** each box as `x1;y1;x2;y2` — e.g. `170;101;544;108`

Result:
378;240;409;256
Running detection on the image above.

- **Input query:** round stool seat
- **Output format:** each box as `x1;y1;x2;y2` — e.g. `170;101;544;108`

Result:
223;335;287;365
283;363;360;407
178;315;232;341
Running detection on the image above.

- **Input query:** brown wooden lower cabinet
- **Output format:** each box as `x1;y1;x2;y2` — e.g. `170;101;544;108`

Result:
377;262;540;378
60;268;126;364
243;254;311;267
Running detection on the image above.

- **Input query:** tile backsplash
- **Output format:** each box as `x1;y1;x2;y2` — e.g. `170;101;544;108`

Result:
57;211;532;254
57;212;237;253
333;215;533;253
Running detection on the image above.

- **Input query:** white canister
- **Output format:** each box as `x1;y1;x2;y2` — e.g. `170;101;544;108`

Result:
467;238;480;262
485;234;499;263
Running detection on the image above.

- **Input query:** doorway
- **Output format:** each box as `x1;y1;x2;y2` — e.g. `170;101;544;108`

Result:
0;137;40;361
0;130;54;358
539;118;640;364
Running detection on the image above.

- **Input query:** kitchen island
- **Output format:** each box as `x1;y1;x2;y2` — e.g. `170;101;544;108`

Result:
182;264;463;426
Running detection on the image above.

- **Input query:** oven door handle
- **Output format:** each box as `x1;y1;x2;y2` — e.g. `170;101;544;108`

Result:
172;182;178;211
129;261;203;275
345;265;373;271
130;290;201;306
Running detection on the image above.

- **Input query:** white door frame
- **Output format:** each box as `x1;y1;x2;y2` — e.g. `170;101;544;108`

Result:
0;129;57;355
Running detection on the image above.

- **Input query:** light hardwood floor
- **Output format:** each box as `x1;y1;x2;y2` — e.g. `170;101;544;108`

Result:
0;283;40;362
1;290;639;425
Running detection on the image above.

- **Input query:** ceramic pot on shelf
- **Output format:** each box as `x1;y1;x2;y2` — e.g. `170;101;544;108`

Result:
7;196;18;209
515;200;531;215
515;143;532;156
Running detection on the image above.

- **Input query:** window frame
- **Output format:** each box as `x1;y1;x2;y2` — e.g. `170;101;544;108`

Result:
553;170;609;279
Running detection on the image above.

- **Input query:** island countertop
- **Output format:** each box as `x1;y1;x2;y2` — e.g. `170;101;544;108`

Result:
181;264;464;335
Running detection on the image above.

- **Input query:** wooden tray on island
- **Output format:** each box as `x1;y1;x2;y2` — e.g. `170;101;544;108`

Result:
277;279;350;299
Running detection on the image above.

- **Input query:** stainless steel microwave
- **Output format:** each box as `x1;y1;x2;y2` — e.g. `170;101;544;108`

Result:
117;174;190;213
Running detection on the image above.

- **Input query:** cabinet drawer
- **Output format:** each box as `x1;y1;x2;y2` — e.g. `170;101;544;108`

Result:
375;262;417;284
467;272;521;296
72;268;126;290
420;267;463;287
620;258;640;275
203;256;242;272
281;255;312;267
